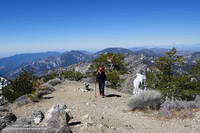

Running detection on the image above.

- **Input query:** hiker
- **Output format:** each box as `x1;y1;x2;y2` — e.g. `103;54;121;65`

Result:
96;66;107;97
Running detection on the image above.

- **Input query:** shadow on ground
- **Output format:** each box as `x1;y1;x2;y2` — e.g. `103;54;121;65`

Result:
105;94;121;98
68;121;82;126
43;96;54;99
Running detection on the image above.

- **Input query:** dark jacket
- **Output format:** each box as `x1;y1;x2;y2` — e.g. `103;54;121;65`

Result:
96;71;106;82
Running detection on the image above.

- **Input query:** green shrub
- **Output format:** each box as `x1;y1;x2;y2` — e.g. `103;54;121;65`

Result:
88;53;127;88
89;53;127;74
191;59;200;80
146;48;200;100
62;71;84;81
28;91;39;102
3;71;36;102
107;71;122;89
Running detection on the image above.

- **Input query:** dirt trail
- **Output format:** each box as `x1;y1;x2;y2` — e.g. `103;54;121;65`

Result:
11;80;200;133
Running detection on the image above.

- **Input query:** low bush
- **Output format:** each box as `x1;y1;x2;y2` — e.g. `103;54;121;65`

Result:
128;90;161;110
107;71;122;89
28;91;40;102
62;71;84;81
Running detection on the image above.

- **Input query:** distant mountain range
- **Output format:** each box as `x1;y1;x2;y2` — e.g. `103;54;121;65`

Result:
1;47;200;78
94;47;134;57
0;52;61;77
7;51;92;78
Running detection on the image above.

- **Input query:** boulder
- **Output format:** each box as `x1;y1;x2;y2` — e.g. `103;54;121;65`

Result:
31;111;45;124
0;112;17;131
2;104;73;133
42;104;73;128
0;97;8;106
0;96;17;131
13;111;44;127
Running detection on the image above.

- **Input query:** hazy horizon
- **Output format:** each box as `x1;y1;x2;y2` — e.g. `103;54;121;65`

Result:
1;43;200;58
0;0;200;55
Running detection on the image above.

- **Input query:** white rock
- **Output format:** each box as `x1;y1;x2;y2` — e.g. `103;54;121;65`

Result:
97;124;104;128
82;114;89;120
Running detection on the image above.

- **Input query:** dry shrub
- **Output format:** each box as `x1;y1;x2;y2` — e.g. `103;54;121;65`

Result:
128;90;161;110
159;96;200;119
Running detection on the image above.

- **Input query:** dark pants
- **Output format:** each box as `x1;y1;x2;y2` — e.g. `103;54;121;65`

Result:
98;79;105;96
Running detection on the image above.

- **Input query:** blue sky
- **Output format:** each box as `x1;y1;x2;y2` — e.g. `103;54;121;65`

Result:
0;0;200;55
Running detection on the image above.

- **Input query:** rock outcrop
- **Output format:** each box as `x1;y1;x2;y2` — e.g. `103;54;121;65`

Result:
0;97;17;132
2;104;73;133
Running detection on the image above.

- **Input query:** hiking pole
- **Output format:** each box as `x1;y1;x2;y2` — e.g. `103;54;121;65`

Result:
94;81;97;97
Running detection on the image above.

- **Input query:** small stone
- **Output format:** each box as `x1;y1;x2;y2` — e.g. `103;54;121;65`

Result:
82;114;89;120
97;124;103;128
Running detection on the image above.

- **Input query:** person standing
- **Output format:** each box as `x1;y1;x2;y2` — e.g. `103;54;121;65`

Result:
96;66;107;98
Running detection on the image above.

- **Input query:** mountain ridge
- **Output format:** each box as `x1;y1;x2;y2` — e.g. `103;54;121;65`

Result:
1;47;200;79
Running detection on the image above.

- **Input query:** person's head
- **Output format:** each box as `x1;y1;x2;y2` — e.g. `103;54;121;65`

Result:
98;65;105;72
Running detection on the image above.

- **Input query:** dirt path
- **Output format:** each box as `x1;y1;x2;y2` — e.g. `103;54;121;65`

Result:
11;80;200;133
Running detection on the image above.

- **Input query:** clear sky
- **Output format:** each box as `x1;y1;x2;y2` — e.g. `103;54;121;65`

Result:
0;0;200;54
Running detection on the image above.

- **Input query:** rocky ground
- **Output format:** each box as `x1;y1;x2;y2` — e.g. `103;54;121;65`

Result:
10;80;200;133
